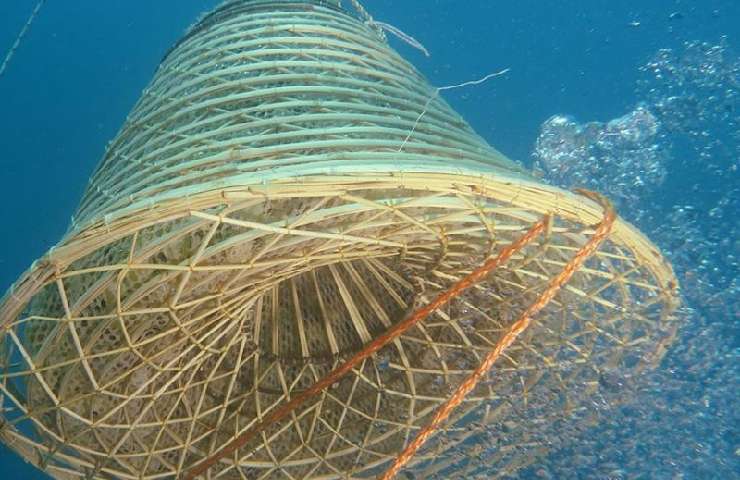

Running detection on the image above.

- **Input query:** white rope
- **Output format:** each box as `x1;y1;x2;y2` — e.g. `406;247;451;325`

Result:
370;21;430;57
0;0;46;79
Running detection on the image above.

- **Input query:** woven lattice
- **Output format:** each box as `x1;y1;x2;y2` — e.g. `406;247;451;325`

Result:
0;1;679;479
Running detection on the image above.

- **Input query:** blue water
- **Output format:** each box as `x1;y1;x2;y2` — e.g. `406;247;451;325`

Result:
0;1;737;478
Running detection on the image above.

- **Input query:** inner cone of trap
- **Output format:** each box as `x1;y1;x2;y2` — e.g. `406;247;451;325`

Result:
0;1;679;479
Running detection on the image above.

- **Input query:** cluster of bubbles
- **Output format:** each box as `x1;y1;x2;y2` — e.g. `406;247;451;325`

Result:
533;106;667;211
526;39;739;479
637;38;739;175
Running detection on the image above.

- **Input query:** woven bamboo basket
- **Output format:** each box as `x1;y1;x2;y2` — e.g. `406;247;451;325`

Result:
0;1;680;478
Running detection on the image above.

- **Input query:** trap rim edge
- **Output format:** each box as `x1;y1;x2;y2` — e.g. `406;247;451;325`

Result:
1;170;680;331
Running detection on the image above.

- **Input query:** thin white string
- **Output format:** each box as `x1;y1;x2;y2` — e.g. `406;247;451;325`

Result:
399;68;512;152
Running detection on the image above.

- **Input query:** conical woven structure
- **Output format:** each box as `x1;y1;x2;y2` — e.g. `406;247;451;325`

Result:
0;1;679;479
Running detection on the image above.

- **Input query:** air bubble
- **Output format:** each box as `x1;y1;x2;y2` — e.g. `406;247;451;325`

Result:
533;106;667;213
523;38;739;479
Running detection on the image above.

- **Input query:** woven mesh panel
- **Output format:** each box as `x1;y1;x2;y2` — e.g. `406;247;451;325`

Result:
72;0;523;229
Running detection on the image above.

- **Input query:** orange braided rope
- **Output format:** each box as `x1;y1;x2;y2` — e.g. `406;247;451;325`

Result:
183;216;550;479
380;190;616;480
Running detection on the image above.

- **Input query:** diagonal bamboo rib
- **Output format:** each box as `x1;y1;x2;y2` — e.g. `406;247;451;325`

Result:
380;191;616;480
182;215;550;480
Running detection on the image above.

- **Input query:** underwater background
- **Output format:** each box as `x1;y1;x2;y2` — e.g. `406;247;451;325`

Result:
0;0;737;478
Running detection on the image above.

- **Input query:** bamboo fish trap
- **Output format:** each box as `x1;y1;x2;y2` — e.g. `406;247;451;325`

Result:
0;1;680;478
